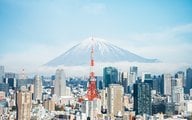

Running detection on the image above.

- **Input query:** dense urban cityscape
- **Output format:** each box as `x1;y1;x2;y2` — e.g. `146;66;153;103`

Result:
0;58;192;119
1;0;192;120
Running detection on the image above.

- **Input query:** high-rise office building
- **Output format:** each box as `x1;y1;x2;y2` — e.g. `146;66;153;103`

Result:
127;72;137;93
54;69;66;97
5;78;16;89
142;73;152;82
16;90;32;120
130;66;138;76
177;78;182;88
147;76;159;93
162;74;172;95
100;89;107;113
0;66;4;83
144;75;159;94
96;76;103;90
121;72;128;93
118;70;122;84
158;75;164;95
34;75;42;101
171;78;184;104
172;86;184;104
103;67;118;88
130;66;138;83
175;71;184;87
143;73;152;88
4;72;17;89
133;83;152;115
185;68;192;94
107;84;124;116
128;72;136;85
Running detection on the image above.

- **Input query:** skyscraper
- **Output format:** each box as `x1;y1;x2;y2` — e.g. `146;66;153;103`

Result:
142;72;152;82
4;72;17;89
130;66;137;82
107;84;124;116
0;66;4;83
143;74;159;92
175;71;184;87
158;75;164;95
172;86;184;104
34;75;42;101
133;83;152;115
127;72;137;93
100;89;107;113
16;90;32;120
185;68;192;94
151;76;159;93
162;74;172;95
130;66;138;76
103;67;118;88
54;69;66;97
121;72;128;93
96;76;103;90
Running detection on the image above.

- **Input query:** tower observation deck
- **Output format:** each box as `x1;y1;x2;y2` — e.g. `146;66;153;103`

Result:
86;38;99;101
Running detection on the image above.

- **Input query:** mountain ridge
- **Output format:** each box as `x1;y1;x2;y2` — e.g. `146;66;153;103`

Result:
46;37;158;66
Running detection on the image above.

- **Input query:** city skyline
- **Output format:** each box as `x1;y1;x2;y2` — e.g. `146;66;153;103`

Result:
0;0;192;75
1;1;192;119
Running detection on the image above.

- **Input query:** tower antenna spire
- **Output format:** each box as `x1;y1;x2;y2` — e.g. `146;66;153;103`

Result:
86;37;99;101
90;37;94;78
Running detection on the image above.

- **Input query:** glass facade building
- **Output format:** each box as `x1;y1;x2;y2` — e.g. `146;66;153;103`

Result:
133;82;152;115
103;67;118;88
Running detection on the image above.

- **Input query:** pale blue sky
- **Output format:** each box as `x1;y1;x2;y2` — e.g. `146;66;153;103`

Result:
0;0;192;73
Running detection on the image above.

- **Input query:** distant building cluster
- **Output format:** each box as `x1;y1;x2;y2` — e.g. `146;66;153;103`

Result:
0;65;192;119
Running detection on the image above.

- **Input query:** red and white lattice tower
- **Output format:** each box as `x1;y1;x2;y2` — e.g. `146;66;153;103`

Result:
86;38;99;101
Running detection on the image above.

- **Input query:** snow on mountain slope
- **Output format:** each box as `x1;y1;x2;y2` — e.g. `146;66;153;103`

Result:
46;37;158;66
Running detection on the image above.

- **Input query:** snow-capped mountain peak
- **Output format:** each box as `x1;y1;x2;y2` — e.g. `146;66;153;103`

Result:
76;37;111;53
46;37;157;66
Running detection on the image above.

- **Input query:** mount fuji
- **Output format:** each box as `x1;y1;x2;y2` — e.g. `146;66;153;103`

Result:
46;37;158;66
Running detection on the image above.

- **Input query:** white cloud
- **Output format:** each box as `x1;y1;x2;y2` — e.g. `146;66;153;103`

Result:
119;23;192;63
171;23;192;33
0;44;63;74
126;23;192;44
1;43;190;77
39;62;190;77
127;44;192;63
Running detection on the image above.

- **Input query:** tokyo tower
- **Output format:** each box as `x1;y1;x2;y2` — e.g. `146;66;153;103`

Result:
86;38;99;101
